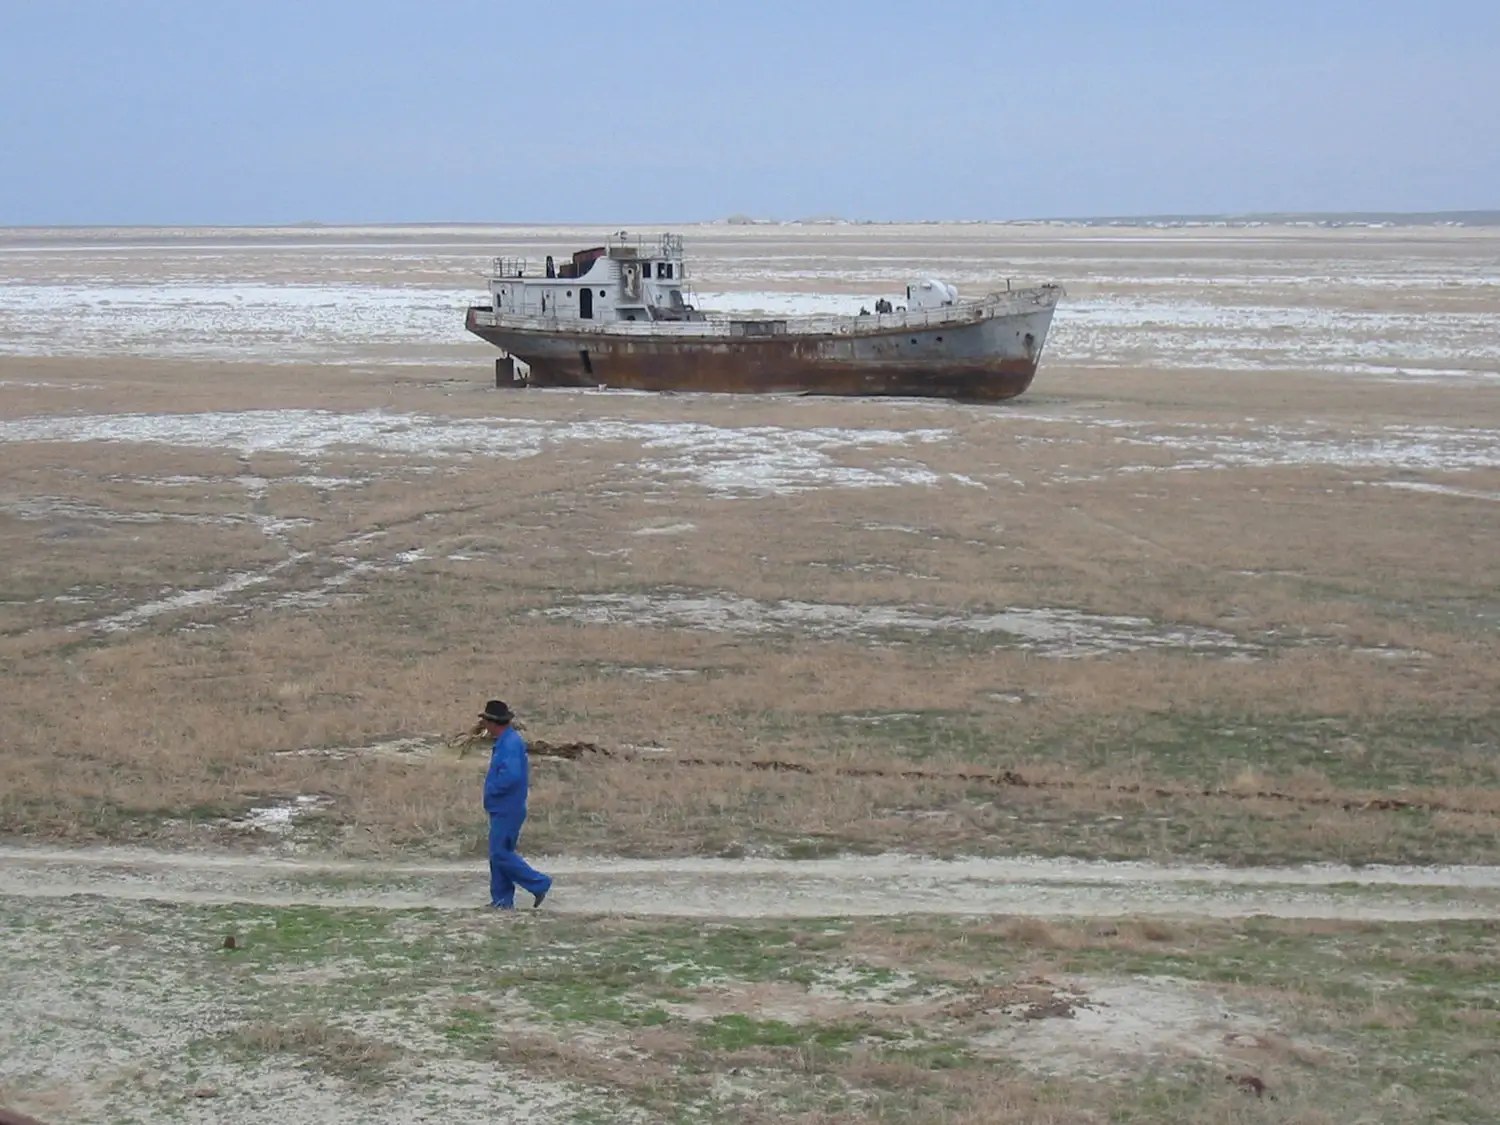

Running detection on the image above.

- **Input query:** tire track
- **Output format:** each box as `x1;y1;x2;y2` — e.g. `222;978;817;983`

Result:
2;845;1497;921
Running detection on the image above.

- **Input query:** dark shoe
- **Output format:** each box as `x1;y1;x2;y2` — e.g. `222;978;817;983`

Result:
533;880;552;909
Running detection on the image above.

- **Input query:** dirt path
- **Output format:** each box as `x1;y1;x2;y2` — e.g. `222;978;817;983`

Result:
3;844;1499;920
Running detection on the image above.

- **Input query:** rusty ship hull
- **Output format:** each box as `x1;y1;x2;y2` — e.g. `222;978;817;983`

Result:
466;286;1062;402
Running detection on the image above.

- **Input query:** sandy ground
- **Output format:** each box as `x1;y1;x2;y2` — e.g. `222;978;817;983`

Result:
3;222;1498;1124
3;845;1498;921
14;880;1491;1125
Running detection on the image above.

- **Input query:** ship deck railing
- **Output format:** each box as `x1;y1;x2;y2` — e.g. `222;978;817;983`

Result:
468;285;1059;337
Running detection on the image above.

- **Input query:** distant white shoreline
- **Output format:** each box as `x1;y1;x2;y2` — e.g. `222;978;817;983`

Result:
2;210;1499;238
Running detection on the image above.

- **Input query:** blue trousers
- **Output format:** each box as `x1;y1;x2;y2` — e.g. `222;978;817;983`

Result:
488;813;551;907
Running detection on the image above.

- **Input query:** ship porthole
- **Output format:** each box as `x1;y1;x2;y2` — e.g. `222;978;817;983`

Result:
599;289;606;297
910;338;918;345
936;336;943;342
566;290;573;297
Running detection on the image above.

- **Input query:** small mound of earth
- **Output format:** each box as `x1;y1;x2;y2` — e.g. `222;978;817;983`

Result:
275;736;439;761
973;976;1279;1079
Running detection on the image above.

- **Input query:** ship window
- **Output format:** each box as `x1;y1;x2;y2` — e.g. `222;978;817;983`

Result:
664;263;674;279
655;263;665;279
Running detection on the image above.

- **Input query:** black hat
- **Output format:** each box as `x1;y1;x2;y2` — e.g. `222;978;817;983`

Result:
479;700;515;725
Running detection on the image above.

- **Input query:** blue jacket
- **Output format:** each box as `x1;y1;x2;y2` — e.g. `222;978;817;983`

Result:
483;727;529;819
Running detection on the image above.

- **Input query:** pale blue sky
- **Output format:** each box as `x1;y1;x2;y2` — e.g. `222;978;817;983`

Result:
2;0;1497;225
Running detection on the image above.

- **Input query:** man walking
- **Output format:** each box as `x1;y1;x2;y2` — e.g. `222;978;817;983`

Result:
476;699;552;910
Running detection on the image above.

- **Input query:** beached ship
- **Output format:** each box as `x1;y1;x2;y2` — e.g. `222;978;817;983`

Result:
465;233;1062;401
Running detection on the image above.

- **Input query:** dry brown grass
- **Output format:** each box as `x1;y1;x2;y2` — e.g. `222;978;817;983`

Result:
230;1017;400;1083
490;1030;706;1107
1;352;1498;863
491;1023;1337;1125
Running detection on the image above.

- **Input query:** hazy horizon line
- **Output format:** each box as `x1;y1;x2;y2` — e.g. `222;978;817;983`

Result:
3;208;1499;234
